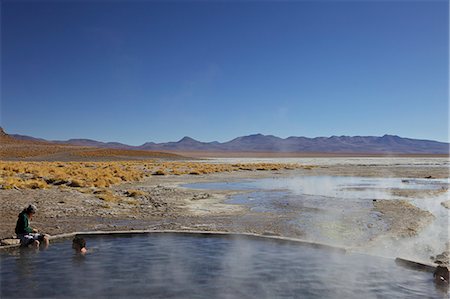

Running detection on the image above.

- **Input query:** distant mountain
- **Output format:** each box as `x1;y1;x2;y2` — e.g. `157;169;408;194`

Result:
0;128;185;161
221;134;284;152
4;129;51;145
10;133;48;143
3;129;449;155
139;136;222;151
138;134;448;154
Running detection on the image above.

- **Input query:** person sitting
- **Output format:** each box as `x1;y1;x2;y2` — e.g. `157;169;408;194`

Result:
72;236;87;254
15;204;49;249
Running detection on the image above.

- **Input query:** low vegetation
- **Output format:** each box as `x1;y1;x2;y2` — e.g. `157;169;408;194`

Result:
0;161;306;191
71;148;183;159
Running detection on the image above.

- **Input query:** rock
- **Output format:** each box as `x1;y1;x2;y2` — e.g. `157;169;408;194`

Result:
192;193;210;200
441;200;450;210
1;238;20;246
53;180;68;186
434;266;449;285
44;177;56;184
431;249;449;267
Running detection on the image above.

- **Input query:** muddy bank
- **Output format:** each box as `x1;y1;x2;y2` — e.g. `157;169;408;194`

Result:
372;199;435;238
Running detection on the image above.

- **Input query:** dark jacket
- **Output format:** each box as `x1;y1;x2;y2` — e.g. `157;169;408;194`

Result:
15;211;33;235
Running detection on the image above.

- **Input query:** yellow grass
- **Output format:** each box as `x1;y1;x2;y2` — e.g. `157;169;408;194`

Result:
96;192;118;202
125;189;146;197
0;161;306;191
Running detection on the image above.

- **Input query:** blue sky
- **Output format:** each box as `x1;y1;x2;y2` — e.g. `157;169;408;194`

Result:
1;0;448;145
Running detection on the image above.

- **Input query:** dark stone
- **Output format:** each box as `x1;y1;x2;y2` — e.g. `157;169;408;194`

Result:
53;180;68;186
434;266;449;285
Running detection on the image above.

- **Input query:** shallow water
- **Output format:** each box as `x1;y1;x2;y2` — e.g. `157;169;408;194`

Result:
0;234;446;298
206;157;450;167
185;176;449;259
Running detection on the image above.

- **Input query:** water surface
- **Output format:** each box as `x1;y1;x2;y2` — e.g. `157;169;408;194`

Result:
185;176;449;259
1;234;446;298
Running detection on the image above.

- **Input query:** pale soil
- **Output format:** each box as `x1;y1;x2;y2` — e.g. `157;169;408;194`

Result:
1;163;448;250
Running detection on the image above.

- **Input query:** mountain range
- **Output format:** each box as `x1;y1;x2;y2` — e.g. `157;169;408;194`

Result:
9;131;449;155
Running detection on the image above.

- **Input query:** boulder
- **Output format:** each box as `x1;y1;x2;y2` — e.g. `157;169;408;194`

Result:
434;266;449;285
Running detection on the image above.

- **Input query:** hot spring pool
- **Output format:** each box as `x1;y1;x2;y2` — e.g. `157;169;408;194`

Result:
0;233;446;298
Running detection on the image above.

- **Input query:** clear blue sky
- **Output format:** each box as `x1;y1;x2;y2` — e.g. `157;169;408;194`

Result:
1;0;448;145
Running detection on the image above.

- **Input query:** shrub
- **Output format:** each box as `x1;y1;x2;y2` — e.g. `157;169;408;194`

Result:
126;189;146;197
95;190;118;202
68;180;83;187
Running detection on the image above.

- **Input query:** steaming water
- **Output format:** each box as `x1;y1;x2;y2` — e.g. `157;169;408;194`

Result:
185;176;449;260
0;234;446;298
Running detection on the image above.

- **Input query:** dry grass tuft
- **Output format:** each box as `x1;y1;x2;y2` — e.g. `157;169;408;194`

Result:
125;189;146;197
0;161;301;191
94;189;119;202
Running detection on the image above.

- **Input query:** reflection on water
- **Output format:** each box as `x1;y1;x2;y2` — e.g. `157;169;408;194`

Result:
0;234;446;298
185;176;449;260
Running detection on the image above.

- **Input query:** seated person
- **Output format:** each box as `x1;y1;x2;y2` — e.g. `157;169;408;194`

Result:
15;204;49;249
72;236;87;254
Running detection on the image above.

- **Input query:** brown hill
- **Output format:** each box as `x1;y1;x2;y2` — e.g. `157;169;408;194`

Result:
0;128;186;161
0;127;19;144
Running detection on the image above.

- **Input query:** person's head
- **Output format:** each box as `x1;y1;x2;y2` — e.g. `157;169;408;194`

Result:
72;237;86;252
25;204;37;218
